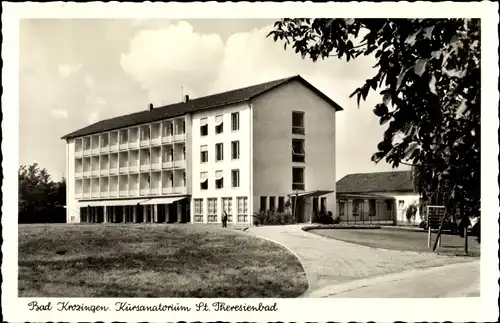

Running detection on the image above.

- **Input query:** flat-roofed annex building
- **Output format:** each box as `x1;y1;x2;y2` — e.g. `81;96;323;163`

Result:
62;75;343;225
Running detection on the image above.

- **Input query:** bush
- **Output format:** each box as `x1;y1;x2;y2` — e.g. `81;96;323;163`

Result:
406;203;418;223
315;211;339;224
252;210;297;226
303;224;381;231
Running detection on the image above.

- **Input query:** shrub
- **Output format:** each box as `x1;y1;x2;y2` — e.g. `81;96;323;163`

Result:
406;202;418;223
252;210;297;226
315;210;339;224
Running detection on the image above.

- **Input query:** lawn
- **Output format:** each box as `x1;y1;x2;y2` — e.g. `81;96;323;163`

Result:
309;228;480;257
18;224;308;298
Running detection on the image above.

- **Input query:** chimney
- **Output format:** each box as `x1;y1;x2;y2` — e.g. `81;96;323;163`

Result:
184;95;190;103
148;103;154;111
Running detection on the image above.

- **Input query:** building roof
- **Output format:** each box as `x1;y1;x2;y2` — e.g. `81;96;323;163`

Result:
61;75;343;140
336;171;416;194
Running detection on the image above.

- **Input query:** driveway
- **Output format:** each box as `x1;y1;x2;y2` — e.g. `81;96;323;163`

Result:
247;225;476;297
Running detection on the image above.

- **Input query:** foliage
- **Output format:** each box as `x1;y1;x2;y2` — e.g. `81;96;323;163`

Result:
253;210;297;226
315;210;340;224
19;163;66;223
405;202;418;222
269;18;480;224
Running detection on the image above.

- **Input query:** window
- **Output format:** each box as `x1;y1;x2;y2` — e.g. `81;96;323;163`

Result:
120;131;128;143
292;167;305;190
216;143;223;161
200;172;208;190
231;112;240;131
194;199;204;223
237;197;248;223
207;198;217;222
200;145;208;163
215;115;224;134
398;200;405;208
353;199;363;216
260;196;267;211
386;200;393;210
231;141;240;159
215;170;224;189
141;128;150;141
200;118;208;136
321;197;327;213
222;197;233;223
269;196;276;211
231;169;240;188
292;139;305;163
369;200;376;217
338;200;346;217
292;111;305;134
278;196;285;212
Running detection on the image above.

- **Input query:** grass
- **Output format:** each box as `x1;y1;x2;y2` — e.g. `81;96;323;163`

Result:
18;224;308;298
309;228;480;257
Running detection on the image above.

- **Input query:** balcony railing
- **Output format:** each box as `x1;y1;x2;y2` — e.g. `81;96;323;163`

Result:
129;140;138;149
91;147;100;155
140;164;150;171
91;191;99;198
140;138;150;147
162;135;172;144
83;192;91;198
162;161;173;169
150;188;159;195
83;170;91;178
119;190;128;197
151;162;161;170
174;159;186;168
151;137;161;146
83;148;91;156
75;192;83;199
174;186;187;194
119;143;128;150
129;189;138;196
174;133;186;142
109;144;118;152
100;146;109;153
119;166;129;173
129;165;139;173
100;169;109;176
162;187;173;195
109;167;118;175
140;188;150;195
109;190;118;197
75;150;83;158
91;170;99;177
100;191;109;198
75;171;83;178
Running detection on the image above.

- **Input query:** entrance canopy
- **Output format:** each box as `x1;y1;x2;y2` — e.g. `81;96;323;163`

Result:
139;196;186;205
337;193;396;200
78;198;150;207
287;190;334;198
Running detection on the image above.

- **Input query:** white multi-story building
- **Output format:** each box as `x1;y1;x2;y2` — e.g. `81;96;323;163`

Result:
62;75;343;225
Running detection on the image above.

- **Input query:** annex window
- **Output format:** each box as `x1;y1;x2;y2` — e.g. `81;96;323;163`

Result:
222;197;233;223
215;115;224;134
260;196;267;211
200;118;208;136
237;197;248;223
278;196;285;212
231;169;240;188
353;199;363;217
194;199;204;223
292;111;305;135
369;200;376;217
215;143;223;162
200;145;208;163
321;197;327;213
200;172;208;190
292;167;305;191
207;198;217;223
269;196;276;211
292;139;305;163
386;200;393;210
398;200;405;208
231;112;240;131
338;200;346;217
215;170;224;189
231;140;240;160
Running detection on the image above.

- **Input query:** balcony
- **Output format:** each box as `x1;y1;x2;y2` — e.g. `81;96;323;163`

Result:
140;188;150;195
162;187;173;195
129;189;138;196
150;188;159;195
151;162;161;170
100;169;109;176
140;164;150;171
174;133;186;142
91;148;100;155
162;161;173;169
129;141;138;149
75;150;83;158
119;143;128;150
91;170;99;177
129;165;139;173
174;186;187;194
151;137;161;146
109;167;118;175
119;190;128;197
83;149;91;156
109;144;118;152
174;159;186;168
161;135;172;144
119;166;129;174
140;139;150;147
100;146;109;153
83;170;91;178
75;171;83;178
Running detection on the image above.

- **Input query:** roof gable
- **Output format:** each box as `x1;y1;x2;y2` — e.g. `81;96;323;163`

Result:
336;171;416;194
61;75;343;140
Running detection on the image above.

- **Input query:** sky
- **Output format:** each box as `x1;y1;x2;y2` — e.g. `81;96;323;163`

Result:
19;18;408;181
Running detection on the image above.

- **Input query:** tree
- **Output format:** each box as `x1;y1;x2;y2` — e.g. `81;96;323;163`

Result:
268;19;480;252
18;163;66;223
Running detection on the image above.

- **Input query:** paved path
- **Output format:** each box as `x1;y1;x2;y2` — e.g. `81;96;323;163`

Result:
247;225;476;297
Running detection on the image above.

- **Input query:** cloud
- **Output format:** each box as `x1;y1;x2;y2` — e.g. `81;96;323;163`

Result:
57;63;83;78
120;21;224;105
87;111;100;124
50;109;69;119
